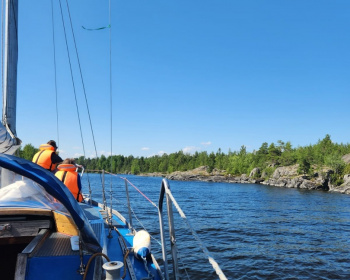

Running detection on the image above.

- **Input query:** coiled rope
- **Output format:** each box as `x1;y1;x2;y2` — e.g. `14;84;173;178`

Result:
113;226;130;279
83;252;110;280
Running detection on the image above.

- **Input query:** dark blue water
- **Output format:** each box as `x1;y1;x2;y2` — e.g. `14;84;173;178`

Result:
82;174;350;279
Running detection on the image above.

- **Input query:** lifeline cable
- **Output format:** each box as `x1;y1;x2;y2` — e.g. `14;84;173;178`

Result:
96;171;158;208
119;176;158;208
111;195;162;247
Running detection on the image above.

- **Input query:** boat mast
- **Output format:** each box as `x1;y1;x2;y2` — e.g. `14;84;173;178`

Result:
2;0;18;137
1;0;20;188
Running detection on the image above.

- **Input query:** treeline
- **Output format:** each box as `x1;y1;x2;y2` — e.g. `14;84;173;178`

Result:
18;135;350;185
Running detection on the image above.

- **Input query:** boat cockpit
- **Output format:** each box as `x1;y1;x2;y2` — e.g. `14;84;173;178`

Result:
0;155;102;280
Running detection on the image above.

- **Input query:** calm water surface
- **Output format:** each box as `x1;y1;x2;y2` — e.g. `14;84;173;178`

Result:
82;174;350;279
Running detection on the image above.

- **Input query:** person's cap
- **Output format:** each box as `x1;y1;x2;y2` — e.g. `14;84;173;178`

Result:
47;140;58;149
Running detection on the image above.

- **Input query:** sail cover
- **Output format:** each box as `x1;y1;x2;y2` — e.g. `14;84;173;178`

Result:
0;121;20;154
0;154;101;252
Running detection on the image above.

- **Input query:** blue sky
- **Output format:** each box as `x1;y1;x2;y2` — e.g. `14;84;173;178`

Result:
12;0;350;159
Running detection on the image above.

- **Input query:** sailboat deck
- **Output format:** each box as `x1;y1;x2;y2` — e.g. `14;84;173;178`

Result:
16;202;161;280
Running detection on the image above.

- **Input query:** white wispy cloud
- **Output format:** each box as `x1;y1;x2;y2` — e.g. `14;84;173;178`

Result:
182;146;200;154
146;150;166;158
141;147;150;151
73;153;84;158
201;141;212;146
99;150;111;157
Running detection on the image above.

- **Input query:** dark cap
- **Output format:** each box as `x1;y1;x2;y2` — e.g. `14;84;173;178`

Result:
47;140;57;149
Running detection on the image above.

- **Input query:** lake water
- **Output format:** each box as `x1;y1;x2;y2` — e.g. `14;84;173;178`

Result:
82;174;350;280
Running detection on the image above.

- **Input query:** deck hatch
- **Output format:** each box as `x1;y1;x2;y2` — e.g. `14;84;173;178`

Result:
32;232;79;257
80;204;101;220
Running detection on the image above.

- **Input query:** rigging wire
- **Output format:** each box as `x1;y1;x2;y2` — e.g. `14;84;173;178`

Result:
109;0;113;169
108;0;113;234
50;0;59;148
63;0;99;160
63;0;105;201
57;0;87;161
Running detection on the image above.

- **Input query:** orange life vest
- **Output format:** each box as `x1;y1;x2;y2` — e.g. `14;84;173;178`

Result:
32;144;57;171
55;164;83;202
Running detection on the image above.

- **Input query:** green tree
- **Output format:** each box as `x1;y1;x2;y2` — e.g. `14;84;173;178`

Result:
20;144;38;161
268;143;281;164
280;141;296;166
215;148;225;170
297;157;311;175
297;146;313;174
327;156;345;174
208;152;216;173
131;159;140;174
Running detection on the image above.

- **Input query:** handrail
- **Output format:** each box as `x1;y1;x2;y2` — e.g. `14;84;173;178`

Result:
124;179;134;232
158;180;170;280
159;178;228;280
101;170;107;210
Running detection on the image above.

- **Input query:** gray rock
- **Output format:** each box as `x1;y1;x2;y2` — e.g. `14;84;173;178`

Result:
343;174;350;184
272;165;298;179
249;167;261;178
159;165;350;195
341;154;350;164
330;174;350;194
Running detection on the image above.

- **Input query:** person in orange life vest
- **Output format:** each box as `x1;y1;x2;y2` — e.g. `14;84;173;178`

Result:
32;140;63;172
55;158;83;202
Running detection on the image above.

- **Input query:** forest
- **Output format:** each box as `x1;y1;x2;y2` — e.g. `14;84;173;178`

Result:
19;135;350;186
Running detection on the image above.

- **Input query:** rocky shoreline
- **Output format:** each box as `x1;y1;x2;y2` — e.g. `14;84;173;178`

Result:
141;164;350;195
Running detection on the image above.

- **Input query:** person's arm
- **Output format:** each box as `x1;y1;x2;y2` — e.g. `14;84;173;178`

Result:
77;175;84;202
51;153;63;164
77;175;82;192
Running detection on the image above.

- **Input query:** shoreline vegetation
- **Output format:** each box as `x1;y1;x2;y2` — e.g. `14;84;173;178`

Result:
140;164;350;195
18;135;350;194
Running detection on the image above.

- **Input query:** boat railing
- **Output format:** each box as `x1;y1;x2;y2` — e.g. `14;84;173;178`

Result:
158;178;228;280
84;171;227;280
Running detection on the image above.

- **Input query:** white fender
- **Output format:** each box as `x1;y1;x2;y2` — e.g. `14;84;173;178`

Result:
133;230;151;259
